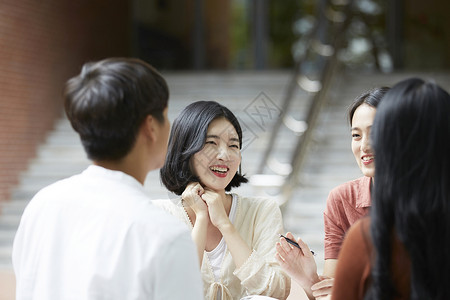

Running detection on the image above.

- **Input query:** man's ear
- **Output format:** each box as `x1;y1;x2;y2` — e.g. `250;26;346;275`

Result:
141;115;157;142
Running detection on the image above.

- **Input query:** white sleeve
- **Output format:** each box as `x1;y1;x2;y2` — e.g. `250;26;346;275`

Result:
153;232;204;300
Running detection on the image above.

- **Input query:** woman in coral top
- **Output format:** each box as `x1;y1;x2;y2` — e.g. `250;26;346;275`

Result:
275;87;389;299
333;78;450;299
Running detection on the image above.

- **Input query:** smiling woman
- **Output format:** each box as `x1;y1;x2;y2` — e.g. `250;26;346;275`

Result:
191;117;241;189
333;78;450;300
275;87;390;300
322;87;390;268
155;101;290;300
351;103;377;177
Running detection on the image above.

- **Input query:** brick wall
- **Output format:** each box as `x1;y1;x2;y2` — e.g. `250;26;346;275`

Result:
0;0;130;203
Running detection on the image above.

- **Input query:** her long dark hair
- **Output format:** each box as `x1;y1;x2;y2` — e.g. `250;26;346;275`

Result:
366;78;450;299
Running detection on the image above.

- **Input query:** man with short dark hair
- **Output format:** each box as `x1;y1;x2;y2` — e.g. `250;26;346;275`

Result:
12;58;203;299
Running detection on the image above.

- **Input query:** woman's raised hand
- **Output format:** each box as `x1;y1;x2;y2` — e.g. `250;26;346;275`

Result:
201;189;230;230
182;182;208;217
182;182;210;264
275;232;319;300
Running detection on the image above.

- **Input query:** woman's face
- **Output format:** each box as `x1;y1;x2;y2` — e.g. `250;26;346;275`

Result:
351;103;376;177
191;117;241;192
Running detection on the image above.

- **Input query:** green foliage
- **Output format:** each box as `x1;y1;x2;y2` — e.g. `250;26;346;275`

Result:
268;0;303;68
230;1;251;69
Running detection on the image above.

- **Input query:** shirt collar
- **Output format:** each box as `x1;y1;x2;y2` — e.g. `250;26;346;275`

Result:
83;165;144;191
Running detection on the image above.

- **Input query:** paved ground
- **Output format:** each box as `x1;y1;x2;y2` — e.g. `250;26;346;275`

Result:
1;70;449;299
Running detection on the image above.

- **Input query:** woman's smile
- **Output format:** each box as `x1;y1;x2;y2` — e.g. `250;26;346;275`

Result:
209;164;230;177
191;117;241;191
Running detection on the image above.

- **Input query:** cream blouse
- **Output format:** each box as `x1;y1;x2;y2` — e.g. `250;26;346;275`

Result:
153;194;291;300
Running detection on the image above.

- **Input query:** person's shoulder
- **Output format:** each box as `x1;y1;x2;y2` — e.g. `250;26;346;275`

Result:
135;199;182;222
237;193;280;210
42;172;83;189
151;198;179;210
330;176;368;194
130;200;190;238
327;176;370;202
346;217;371;244
350;216;370;230
341;217;373;260
27;173;83;205
233;194;283;234
125;203;196;270
151;198;186;219
235;194;283;223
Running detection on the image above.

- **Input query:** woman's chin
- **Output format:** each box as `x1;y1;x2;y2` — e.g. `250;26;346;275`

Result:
361;168;375;178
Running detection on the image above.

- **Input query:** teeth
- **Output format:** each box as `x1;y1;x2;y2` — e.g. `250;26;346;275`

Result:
210;166;227;173
362;156;374;162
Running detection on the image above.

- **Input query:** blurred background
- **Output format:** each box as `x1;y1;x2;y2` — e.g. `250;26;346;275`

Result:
0;0;449;298
1;0;449;204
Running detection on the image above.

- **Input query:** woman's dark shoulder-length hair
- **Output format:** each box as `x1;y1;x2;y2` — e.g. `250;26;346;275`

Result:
347;86;390;126
160;100;248;195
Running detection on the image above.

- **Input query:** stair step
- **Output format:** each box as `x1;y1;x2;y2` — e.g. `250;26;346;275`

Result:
0;232;16;246
0;215;21;231
1;200;29;216
0;246;13;268
34;147;87;159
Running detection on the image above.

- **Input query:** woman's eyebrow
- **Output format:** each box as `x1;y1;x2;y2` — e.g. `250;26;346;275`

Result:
206;134;220;139
206;134;239;142
351;125;372;131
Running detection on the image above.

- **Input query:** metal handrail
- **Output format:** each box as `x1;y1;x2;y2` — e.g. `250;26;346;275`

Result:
252;0;355;207
279;1;355;206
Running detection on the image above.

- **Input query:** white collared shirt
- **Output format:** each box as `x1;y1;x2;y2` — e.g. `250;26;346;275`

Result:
13;165;203;300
